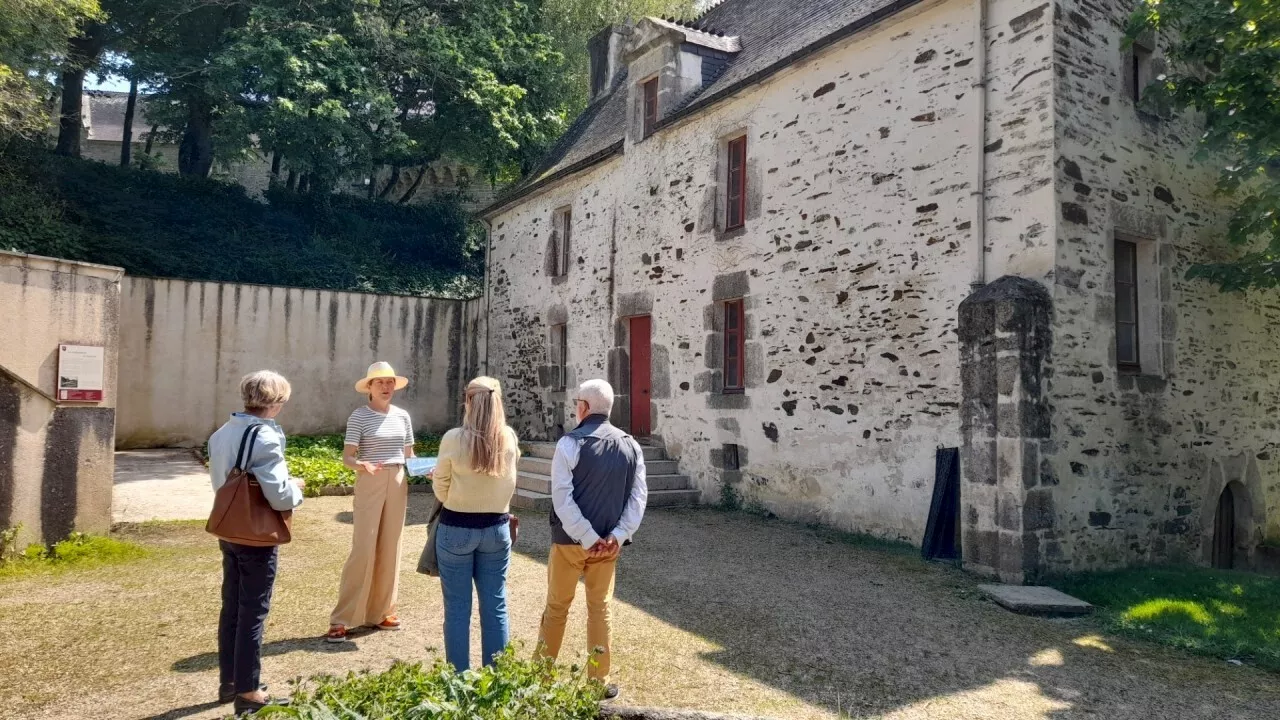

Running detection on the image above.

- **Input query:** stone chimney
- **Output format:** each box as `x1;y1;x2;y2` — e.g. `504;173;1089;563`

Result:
588;24;633;103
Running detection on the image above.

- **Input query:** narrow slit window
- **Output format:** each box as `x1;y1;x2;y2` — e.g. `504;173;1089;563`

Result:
550;324;568;390
555;207;572;276
1114;239;1140;371
1132;44;1153;103
723;299;745;392
642;78;658;138
726;136;747;230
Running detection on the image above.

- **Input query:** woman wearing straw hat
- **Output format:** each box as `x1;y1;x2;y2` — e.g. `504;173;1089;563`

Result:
327;361;416;643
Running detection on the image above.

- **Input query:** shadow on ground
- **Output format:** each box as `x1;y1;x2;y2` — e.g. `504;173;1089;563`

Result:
500;500;1278;719
172;635;359;673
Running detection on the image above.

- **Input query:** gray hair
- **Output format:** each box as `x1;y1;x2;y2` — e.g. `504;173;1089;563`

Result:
241;370;292;410
576;379;615;417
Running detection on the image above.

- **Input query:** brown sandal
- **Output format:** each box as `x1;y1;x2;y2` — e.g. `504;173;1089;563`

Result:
325;625;348;643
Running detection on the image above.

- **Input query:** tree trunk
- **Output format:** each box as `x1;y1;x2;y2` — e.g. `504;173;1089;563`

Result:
54;68;87;157
286;169;297;191
54;32;106;157
270;152;283;187
178;97;215;177
144;124;158;155
120;78;138;167
379;165;402;200
399;166;429;204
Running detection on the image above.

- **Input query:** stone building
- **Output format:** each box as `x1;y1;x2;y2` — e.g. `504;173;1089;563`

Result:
72;91;495;209
479;0;1280;580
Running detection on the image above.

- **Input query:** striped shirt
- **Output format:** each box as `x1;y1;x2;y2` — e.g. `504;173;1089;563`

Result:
344;405;415;465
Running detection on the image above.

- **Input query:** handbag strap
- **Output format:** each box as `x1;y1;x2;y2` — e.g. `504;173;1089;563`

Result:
234;424;264;472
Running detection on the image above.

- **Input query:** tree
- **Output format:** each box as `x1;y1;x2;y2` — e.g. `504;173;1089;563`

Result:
540;0;698;116
0;0;101;145
1129;0;1280;291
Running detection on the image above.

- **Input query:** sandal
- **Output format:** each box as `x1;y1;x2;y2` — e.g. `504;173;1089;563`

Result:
219;683;267;704
325;625;349;643
376;616;402;631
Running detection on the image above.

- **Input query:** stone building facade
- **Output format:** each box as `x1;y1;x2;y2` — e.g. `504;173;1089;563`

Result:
480;0;1279;579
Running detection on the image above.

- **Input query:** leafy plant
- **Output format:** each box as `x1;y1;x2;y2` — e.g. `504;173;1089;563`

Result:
1127;0;1280;291
255;650;604;719
286;434;442;494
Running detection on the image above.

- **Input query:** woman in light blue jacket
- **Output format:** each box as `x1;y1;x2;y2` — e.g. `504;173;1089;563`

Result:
207;370;304;714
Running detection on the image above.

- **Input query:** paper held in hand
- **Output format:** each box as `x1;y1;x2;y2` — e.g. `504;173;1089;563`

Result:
406;456;437;477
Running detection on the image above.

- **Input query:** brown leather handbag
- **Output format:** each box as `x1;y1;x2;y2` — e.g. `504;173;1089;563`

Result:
206;424;293;547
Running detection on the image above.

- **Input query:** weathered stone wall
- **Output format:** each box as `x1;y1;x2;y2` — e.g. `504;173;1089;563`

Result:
486;0;1058;542
1045;0;1280;571
0;251;122;545
116;277;484;448
81;140;274;198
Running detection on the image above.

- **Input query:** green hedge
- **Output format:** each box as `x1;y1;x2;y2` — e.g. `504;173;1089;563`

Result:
0;143;483;297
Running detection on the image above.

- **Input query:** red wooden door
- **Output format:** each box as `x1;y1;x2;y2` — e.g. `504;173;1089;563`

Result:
629;315;652;437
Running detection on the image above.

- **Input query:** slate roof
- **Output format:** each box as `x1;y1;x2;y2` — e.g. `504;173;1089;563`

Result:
84;91;164;143
481;0;921;217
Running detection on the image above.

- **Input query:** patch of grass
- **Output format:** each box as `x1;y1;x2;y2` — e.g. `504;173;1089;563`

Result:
0;532;148;579
255;651;602;719
1055;566;1280;671
286;434;442;494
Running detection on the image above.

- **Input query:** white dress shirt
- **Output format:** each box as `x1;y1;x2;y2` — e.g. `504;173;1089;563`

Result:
549;433;648;549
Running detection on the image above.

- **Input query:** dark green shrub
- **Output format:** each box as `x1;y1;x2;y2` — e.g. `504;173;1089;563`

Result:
0;144;482;298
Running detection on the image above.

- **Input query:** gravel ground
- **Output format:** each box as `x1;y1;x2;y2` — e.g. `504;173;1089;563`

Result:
1;497;1276;720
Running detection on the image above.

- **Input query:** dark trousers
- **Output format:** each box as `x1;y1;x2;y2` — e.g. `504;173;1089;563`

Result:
218;540;279;694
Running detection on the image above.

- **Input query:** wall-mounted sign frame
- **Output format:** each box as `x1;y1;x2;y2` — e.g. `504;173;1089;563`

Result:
58;344;105;402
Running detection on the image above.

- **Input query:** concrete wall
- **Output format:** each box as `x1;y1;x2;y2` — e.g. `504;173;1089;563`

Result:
1040;0;1280;572
487;0;1015;543
116;277;484;448
0;251;122;544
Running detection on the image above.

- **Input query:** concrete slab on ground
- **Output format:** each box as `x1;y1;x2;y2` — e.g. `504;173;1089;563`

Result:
978;584;1093;616
112;449;213;524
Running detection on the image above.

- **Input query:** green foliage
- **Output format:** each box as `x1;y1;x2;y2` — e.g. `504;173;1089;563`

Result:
0;531;148;578
255;651;604;720
286;434;443;494
1128;0;1280;291
1056;566;1280;671
540;0;698;118
0;146;482;297
0;0;102;141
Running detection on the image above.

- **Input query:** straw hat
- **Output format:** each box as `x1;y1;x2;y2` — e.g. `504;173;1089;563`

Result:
355;361;409;393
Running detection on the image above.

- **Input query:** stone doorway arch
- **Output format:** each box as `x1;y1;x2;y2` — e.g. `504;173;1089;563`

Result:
1200;455;1265;569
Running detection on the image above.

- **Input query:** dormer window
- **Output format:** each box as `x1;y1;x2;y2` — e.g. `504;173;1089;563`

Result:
642;78;659;138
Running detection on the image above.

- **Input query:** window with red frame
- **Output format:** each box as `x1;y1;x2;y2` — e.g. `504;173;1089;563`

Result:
723;299;745;392
642;78;658;138
726;136;747;230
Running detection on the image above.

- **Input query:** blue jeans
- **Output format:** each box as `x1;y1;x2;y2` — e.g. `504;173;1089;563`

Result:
436;521;511;671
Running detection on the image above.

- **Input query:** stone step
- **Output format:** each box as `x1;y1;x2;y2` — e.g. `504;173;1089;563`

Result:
518;456;679;476
510;486;701;511
522;442;666;462
516;471;691;495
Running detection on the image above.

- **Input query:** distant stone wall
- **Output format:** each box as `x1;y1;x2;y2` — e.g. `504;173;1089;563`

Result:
116;277;484;449
0;251;122;545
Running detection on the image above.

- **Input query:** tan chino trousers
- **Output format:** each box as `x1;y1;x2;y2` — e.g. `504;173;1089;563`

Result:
534;543;618;681
330;465;408;628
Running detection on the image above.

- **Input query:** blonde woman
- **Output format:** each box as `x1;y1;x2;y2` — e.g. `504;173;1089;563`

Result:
327;362;416;643
432;376;521;670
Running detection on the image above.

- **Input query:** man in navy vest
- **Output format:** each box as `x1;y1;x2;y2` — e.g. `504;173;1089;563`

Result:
535;379;648;701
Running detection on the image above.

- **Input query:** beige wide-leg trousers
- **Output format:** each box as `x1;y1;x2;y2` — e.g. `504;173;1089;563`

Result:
329;465;408;628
